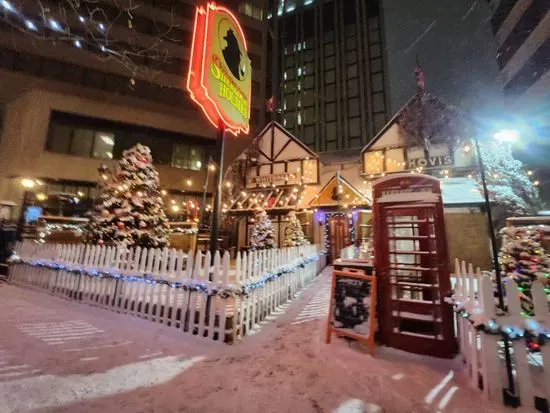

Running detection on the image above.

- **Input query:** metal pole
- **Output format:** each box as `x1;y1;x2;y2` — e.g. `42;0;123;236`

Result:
473;136;516;398
198;156;212;229
473;136;504;307
210;119;225;258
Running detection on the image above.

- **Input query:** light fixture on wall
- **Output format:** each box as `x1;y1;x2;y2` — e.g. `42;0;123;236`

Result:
21;178;35;189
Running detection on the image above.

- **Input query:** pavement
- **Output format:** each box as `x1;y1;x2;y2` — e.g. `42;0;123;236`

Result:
0;268;516;413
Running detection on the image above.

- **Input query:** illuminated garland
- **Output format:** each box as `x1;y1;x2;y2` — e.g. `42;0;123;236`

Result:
9;254;319;299
445;293;550;350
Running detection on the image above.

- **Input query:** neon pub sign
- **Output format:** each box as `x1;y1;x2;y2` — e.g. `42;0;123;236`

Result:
187;3;252;136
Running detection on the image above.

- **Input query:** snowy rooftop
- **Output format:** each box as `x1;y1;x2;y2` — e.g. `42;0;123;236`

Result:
440;177;484;205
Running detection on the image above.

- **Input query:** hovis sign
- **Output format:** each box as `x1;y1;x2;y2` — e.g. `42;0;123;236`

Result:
187;3;252;136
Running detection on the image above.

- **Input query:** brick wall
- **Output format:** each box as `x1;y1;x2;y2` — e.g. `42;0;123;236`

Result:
445;208;492;271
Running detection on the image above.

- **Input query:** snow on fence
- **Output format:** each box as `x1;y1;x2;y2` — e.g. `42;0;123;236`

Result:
452;259;550;412
9;242;323;343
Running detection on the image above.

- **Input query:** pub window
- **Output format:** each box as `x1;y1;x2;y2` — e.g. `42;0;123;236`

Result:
385;148;405;172
364;150;384;175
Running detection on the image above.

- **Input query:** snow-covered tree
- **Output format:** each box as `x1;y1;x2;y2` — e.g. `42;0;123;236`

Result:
86;144;170;249
283;211;308;247
499;226;550;315
478;140;539;217
359;237;373;261
250;209;275;250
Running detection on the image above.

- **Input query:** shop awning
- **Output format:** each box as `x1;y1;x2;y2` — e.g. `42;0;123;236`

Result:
309;173;370;208
225;187;305;213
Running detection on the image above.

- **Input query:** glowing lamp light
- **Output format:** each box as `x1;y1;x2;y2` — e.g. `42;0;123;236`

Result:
49;19;62;32
494;129;519;142
25;20;37;31
21;178;35;189
161;189;167;196
186;179;193;187
171;205;180;213
74;40;82;48
36;193;47;201
1;0;13;12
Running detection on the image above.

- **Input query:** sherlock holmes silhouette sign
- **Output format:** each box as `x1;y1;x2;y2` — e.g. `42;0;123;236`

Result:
187;3;251;136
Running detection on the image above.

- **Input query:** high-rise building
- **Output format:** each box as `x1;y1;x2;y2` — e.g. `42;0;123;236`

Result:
488;0;549;107
271;0;389;155
0;0;269;219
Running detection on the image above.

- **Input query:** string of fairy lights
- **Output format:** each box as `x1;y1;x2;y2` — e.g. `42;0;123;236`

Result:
363;141;542;186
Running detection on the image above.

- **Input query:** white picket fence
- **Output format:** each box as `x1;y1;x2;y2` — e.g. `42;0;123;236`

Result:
10;242;323;343
453;259;550;411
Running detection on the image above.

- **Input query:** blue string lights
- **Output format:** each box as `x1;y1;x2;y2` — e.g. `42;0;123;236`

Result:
1;1;111;55
446;293;550;349
9;254;319;299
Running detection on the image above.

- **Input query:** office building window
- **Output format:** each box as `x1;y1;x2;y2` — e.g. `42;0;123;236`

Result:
48;125;114;160
239;2;264;20
46;112;213;169
172;144;204;170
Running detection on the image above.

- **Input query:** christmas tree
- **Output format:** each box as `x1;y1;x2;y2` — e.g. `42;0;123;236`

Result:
86;144;170;249
478;140;539;217
250;209;275;250
359;237;374;261
283;211;309;247
499;226;550;315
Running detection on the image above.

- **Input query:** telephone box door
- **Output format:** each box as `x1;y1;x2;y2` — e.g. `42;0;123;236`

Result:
373;174;456;358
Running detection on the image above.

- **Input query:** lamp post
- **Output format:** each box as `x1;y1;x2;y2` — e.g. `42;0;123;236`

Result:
472;128;519;402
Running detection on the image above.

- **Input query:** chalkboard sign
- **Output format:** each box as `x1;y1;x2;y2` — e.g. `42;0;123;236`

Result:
326;269;377;354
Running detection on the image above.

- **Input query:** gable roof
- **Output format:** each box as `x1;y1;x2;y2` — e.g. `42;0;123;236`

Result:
309;173;370;208
254;121;318;163
361;92;465;154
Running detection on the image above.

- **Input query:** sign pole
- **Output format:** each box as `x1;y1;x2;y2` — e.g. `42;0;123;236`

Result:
210;119;225;258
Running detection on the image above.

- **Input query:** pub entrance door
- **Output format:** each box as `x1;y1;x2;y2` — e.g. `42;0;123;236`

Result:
372;174;456;358
327;215;350;263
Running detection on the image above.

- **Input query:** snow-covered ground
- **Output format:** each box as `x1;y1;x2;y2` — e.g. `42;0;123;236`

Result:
0;271;512;413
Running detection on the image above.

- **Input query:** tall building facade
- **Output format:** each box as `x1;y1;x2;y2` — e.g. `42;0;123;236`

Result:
0;0;269;218
488;0;549;106
272;0;389;155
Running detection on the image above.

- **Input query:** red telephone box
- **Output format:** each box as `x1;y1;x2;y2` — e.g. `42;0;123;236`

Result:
372;174;456;358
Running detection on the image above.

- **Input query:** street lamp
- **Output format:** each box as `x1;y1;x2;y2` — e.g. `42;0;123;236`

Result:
493;129;520;143
473;128;519;401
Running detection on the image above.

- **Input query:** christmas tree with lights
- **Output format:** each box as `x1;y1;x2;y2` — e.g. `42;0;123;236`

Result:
283;211;309;247
250;209;275;250
86;144;170;249
499;226;550;315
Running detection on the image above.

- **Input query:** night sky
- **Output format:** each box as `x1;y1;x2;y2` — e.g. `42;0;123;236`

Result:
382;0;504;118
